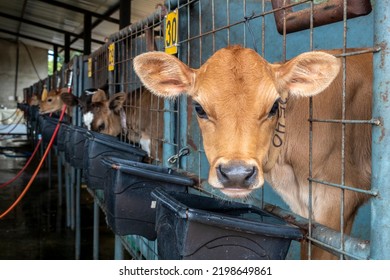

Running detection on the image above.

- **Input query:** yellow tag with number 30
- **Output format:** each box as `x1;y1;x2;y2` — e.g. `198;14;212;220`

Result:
165;9;178;54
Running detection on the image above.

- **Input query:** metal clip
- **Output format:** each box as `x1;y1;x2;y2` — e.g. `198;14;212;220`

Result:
167;147;190;165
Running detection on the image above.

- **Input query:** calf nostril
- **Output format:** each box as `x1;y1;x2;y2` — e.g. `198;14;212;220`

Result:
245;166;256;181
216;162;258;188
218;165;229;180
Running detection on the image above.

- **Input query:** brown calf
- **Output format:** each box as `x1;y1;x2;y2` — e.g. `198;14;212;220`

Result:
39;88;71;115
28;94;40;106
133;45;372;259
60;88;108;129
88;88;164;160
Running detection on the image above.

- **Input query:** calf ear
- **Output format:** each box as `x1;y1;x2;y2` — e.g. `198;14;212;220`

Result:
60;93;79;106
109;92;127;113
133;52;195;97
273;51;341;97
92;89;107;102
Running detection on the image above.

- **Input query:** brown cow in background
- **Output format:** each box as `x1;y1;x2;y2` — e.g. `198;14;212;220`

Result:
87;88;164;161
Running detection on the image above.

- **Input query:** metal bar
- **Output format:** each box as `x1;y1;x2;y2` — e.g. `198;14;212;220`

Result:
309;178;377;196
370;0;390;260
310;118;380;125
93;198;100;260
75;168;81;260
64;34;70;64
307;0;314;260
271;0;372;34
339;0;348;259
84;13;92;56
65;163;71;227
53;45;58;74
119;0;131;30
114;235;124;260
264;204;370;260
70;166;75;230
333;47;381;57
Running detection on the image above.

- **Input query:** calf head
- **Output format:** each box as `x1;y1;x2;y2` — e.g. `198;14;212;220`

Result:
29;94;40;106
60;88;107;129
134;45;340;198
39;88;68;114
89;91;126;136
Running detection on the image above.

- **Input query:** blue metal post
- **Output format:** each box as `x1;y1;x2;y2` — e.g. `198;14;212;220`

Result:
163;100;176;166
57;153;62;206
65;163;71;228
371;0;390;260
114;235;124;259
93;198;100;260
75;168;81;260
70;166;75;230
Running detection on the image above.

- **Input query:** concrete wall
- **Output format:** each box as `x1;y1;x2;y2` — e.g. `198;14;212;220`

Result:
0;39;48;108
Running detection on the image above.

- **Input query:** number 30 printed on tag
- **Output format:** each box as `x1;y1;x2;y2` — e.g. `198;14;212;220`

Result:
165;9;179;54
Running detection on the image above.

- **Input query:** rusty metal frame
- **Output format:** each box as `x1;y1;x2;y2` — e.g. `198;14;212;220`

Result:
271;0;372;34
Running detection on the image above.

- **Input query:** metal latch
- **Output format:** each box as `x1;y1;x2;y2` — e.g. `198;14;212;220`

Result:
167;147;190;165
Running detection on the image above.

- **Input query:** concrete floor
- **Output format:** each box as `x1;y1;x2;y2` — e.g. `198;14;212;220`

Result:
0;136;121;260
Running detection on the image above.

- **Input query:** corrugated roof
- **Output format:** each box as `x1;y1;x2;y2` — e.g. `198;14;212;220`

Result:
0;0;163;52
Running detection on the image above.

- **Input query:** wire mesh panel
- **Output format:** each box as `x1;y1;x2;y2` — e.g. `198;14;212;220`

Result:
107;6;173;167
88;45;109;90
96;5;171;260
161;0;377;259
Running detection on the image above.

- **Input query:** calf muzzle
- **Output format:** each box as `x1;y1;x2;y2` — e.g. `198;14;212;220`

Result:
216;161;258;189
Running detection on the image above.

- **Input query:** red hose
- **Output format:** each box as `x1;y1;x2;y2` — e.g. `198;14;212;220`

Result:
0;138;42;188
0;104;67;219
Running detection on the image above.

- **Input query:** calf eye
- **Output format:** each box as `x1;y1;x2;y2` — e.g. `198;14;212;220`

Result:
268;99;279;118
97;123;105;132
193;102;208;119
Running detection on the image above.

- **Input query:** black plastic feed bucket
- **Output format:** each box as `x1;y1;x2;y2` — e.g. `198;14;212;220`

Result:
152;189;303;260
83;131;147;189
102;157;194;240
64;126;75;163
57;123;70;152
69;126;89;169
38;115;59;145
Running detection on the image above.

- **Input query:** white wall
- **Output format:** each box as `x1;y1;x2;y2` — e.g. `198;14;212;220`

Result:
0;39;48;108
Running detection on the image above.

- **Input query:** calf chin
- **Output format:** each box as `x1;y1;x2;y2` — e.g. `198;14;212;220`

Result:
220;188;254;199
83;111;94;130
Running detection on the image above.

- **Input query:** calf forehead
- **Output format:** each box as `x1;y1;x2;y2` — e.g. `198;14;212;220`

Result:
195;47;277;113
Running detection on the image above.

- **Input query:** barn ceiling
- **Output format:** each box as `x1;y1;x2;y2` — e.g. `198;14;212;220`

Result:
0;0;163;53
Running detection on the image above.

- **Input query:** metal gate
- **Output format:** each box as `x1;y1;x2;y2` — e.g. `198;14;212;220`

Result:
106;0;388;260
23;0;390;260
